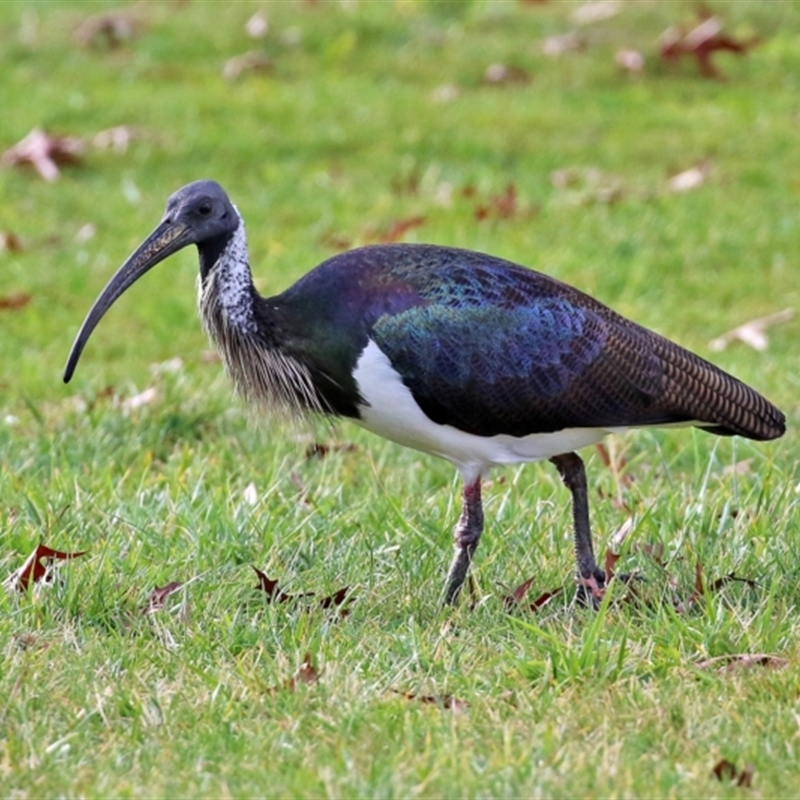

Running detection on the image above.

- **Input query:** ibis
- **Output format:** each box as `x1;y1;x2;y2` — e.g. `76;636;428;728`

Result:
64;181;785;604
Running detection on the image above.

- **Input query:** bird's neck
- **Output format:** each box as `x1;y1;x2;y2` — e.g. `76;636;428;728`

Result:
199;219;258;335
197;220;327;418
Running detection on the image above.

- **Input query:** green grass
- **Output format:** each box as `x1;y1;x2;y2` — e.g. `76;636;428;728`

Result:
2;0;800;796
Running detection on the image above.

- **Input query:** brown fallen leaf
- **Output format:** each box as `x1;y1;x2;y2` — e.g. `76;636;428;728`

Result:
0;232;23;252
143;581;183;614
668;163;710;193
252;567;308;603
503;576;564;612
246;11;268;39
121;386;157;413
708;308;793;352
1;128;84;182
285;652;320;690
4;543;87;593
615;48;644;73
474;183;518;221
542;32;584;57
572;0;620;25
305;442;358;460
660;16;757;79
0;293;31;311
707;573;758;593
712;758;754;787
392;690;468;713
223;51;273;82
483;63;531;86
73;11;142;48
318;586;351;610
697;653;788;673
372;216;426;244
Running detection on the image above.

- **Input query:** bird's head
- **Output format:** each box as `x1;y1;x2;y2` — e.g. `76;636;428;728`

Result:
64;180;239;382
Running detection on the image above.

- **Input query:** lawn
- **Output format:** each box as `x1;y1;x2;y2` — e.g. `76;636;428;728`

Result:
1;0;800;796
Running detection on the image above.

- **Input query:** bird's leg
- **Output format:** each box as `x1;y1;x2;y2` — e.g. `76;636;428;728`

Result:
443;479;484;605
549;452;606;604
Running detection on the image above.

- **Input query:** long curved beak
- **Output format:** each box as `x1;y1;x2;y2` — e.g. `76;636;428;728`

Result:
63;218;194;383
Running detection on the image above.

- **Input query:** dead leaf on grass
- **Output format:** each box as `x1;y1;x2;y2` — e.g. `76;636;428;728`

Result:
571;1;621;25
483;63;531;86
615;48;644;73
4;542;87;593
0;232;23;252
73;11;142;48
474;183;519;221
92;125;135;153
712;758;754;787
252;567;352;614
223;51;274;82
697;653;788;673
285;652;320;690
1;128;84;182
708;308;793;352
392;689;468;713
668;163;710;193
542;32;584;57
372;216;426;244
305;442;358;460
246;11;268;39
0;293;31;311
503;575;563;612
660;16;757;79
142;581;183;614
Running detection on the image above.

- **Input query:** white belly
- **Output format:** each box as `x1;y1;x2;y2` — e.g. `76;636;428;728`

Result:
352;340;621;483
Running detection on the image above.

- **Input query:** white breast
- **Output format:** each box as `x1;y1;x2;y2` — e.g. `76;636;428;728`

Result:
352;339;617;483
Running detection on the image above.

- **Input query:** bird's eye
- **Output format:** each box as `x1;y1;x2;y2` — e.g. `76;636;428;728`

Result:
197;202;212;216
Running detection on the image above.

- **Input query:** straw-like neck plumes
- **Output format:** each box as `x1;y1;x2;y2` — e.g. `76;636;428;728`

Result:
197;219;324;417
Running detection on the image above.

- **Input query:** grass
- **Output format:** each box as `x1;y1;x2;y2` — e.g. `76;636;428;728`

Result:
1;0;800;796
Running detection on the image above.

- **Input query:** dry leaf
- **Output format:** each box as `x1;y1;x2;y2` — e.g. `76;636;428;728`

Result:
615;49;644;73
697;653;787;673
0;232;23;252
708;308;793;352
1;128;84;182
246;11;268;39
242;482;259;506
92;126;134;153
0;293;31;311
503;576;563;612
668;163;710;193
571;0;620;25
474;183;518;221
4;543;87;593
374;216;426;243
143;581;183;614
712;758;754;787
305;442;358;460
660;16;756;79
392;690;468;713
542;32;584;57
121;386;157;412
73;11;142;48
223;51;273;81
483;63;531;86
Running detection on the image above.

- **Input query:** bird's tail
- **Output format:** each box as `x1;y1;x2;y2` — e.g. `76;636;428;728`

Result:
655;338;785;441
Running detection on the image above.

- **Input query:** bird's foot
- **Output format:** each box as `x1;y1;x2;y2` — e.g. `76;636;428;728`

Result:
575;568;607;608
575;568;639;608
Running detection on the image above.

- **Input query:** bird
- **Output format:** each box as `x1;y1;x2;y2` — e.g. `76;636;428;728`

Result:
64;180;785;605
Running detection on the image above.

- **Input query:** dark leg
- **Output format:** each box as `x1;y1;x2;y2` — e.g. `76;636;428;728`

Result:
443;479;484;605
549;452;606;602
